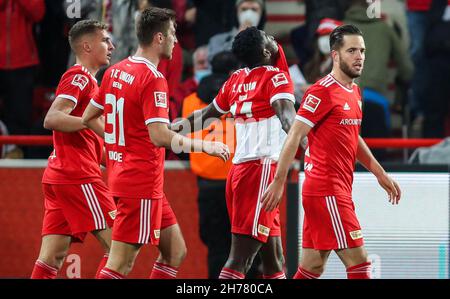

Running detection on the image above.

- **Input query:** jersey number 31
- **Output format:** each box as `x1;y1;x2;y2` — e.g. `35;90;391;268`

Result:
105;94;125;146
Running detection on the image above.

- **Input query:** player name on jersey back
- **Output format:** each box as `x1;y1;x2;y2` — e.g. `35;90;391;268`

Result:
109;68;136;90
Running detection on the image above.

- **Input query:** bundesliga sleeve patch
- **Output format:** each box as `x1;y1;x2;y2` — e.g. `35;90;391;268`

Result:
154;92;168;108
271;73;289;87
302;94;321;113
71;74;89;90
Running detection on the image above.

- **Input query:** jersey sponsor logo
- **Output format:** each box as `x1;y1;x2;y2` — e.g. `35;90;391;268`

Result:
71;74;89;90
108;210;117;220
343;102;351;111
302;94;321;113
258;224;270;237
154;229;161;239
350;230;363;240
271;73;288;87
339;118;362;126
154;92;168;108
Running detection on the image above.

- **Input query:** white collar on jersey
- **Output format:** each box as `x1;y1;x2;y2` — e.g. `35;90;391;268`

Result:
74;64;98;83
129;56;158;70
328;73;355;93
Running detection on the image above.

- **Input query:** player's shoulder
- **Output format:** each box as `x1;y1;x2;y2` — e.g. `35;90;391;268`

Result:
128;56;165;80
308;75;335;94
300;77;333;104
260;66;292;87
230;67;247;78
60;65;97;90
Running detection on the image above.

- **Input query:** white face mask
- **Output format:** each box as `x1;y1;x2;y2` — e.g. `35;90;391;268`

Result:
318;35;331;55
238;9;261;27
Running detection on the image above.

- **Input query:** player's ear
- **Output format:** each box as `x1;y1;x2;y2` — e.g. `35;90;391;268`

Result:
263;48;271;60
156;32;164;45
331;49;338;63
82;41;92;53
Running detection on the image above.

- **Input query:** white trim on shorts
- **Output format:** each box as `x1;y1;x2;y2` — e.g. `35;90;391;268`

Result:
81;183;107;230
325;196;348;249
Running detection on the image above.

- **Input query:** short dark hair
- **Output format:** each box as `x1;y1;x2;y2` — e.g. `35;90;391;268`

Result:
232;26;264;67
329;24;363;51
211;51;240;75
136;7;176;46
68;19;108;51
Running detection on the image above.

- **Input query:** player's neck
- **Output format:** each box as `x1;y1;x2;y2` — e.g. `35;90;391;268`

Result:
75;58;99;76
330;69;354;89
134;47;160;68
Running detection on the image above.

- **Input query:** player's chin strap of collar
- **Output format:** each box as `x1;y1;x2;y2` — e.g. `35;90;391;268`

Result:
275;43;289;73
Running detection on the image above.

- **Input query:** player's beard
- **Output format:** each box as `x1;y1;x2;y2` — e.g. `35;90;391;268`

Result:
339;58;362;79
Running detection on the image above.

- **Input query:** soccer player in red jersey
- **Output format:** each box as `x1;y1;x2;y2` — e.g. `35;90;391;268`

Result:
173;27;298;279
82;8;230;279
262;25;401;279
31;20;116;279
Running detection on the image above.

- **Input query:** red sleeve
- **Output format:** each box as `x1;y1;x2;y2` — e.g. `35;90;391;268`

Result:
90;69;112;110
55;70;91;107
296;85;333;128
141;77;170;125
91;84;105;110
16;0;45;22
275;43;289;73
267;70;295;105
212;78;231;113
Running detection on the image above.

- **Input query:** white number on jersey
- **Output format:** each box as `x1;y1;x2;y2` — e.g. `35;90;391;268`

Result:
230;101;253;118
105;94;125;146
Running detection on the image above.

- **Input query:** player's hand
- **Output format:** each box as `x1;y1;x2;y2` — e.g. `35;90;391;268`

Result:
376;173;401;205
261;177;285;212
202;141;230;162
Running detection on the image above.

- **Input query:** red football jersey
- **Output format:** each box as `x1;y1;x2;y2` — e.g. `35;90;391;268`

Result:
43;65;103;184
296;74;363;197
213;66;295;164
92;56;170;199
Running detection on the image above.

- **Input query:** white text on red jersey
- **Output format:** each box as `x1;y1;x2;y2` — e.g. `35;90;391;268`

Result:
232;82;257;94
110;68;135;90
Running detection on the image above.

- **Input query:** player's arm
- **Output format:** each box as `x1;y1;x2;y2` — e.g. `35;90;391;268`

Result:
272;100;296;134
170;102;225;135
148;122;230;161
81;101;105;138
43;97;86;132
356;136;401;204
272;99;308;149
261;120;312;211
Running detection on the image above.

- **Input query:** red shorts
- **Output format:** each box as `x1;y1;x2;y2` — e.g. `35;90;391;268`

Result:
112;195;177;245
302;195;364;250
226;159;281;243
42;182;116;242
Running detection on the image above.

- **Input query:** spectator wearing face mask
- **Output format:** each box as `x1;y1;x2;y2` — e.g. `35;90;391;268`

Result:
207;0;266;63
172;45;210;125
289;18;343;104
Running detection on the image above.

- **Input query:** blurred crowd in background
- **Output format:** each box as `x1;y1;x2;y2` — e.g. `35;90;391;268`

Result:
0;0;449;161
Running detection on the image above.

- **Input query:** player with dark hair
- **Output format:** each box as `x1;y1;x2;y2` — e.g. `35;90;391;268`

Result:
82;7;229;279
31;19;116;279
173;26;297;279
262;24;401;279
